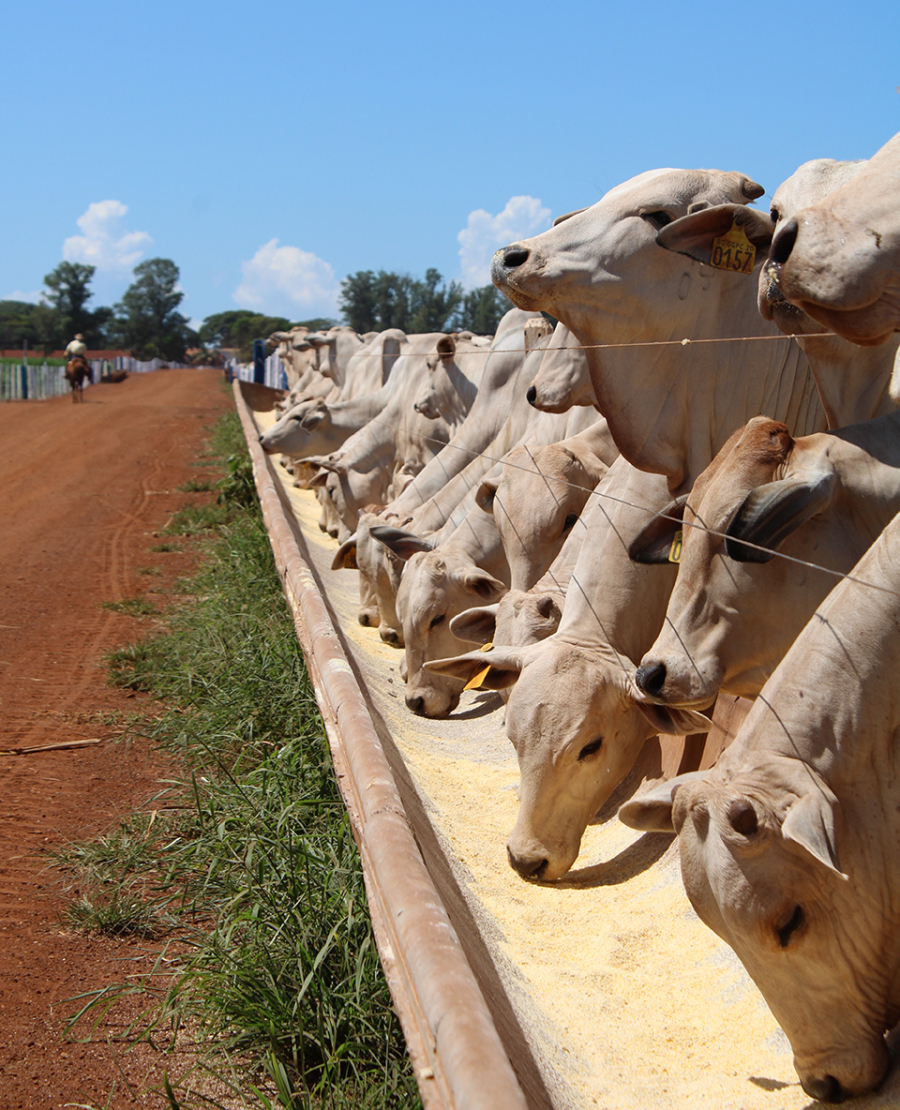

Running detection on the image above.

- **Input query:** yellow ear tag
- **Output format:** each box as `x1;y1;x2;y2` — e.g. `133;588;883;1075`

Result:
668;530;683;564
709;221;756;275
464;642;494;691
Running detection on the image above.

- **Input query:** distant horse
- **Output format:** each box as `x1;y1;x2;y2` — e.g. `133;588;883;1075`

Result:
65;357;91;402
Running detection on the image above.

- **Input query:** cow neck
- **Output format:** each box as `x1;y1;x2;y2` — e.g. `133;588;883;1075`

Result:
557;459;676;663
575;291;825;495
795;330;900;428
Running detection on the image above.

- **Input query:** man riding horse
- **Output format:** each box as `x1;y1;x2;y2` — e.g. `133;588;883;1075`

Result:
64;334;91;401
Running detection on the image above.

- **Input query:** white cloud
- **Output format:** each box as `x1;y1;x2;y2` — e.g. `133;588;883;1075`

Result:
233;239;339;318
63;200;152;271
4;289;43;304
458;196;553;288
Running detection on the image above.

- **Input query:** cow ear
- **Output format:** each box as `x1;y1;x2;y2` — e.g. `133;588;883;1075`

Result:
657;204;774;267
449;605;499;645
618;771;708;832
299;404;328;429
369;524;433;561
437;335;456;362
425;646;526;690
634;700;714;736
462;568;507;602
553;207;587;227
475;475;501;514
628;496;688;564
332;535;358;571
308;468;331;489
725;470;836;563
782;788;846;878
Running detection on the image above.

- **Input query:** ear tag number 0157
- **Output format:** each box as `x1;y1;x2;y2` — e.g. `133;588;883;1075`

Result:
710;222;756;275
668;530;683;564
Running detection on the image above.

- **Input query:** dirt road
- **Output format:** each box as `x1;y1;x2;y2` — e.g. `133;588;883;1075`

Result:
0;370;230;1108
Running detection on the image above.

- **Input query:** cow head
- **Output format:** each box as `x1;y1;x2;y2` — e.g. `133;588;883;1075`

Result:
631;417;838;706
372;527;506;717
491;168;764;342
764;132;900;347
427;637;710;879
620;758;891;1102
476;444;595;592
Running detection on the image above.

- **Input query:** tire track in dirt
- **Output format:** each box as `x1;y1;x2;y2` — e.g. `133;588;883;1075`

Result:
0;370;231;1107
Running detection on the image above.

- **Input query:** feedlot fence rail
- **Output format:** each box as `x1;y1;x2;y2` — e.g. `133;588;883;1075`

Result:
0;356;186;402
225;352;288;391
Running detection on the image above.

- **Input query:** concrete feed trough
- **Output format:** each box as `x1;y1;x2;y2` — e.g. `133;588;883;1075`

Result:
236;380;900;1110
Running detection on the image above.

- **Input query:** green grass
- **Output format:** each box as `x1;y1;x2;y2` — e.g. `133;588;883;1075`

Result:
101;596;159;618
59;409;421;1110
137;566;163;576
177;478;215;493
150;542;182;553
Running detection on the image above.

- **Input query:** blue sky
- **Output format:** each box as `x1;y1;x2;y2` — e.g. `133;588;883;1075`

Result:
2;0;898;331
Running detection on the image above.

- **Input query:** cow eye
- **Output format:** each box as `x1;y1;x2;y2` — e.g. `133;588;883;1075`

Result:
770;206;781;226
429;614;446;629
563;512;578;532
578;738;603;761
775;905;804;949
642;210;672;230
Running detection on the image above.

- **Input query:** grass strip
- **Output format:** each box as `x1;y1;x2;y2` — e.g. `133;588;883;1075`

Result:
57;409;422;1110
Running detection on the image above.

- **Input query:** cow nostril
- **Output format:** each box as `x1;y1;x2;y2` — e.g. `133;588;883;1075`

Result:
526;384;538;407
507;846;549;881
635;661;667;697
800;1075;844;1103
406;695;425;716
380;628;398;644
503;246;530;269
769;218;799;265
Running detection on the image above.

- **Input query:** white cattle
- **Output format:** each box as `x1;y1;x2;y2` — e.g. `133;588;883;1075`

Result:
765;129;900;346
632;410;900;708
654;157;900;427
491;167;825;492
371;483;510;716
427;457;712;876
412;335;487;427
475;419;618;591
525;334;599;412
344;326;595;639
620;513;900;1101
305;326;366;393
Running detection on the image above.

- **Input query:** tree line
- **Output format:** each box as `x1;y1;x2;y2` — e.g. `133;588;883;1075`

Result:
0;262;513;363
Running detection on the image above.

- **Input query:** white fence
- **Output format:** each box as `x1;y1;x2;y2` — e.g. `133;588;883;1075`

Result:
0;356;187;402
225;352;288;391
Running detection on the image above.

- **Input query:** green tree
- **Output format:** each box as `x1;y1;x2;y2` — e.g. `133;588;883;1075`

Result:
41;262;112;349
110;258;194;360
339;268;464;334
452;285;513;335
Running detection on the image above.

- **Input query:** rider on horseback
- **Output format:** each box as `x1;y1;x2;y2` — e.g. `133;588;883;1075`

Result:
64;333;89;364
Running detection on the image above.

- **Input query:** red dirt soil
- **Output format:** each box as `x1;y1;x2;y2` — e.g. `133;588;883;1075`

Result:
0;370;231;1109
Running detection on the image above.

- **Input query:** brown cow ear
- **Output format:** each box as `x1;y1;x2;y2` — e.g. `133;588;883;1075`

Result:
437;335;456;362
461;568;507;602
628;496;688;564
475;475;501;514
657;204;774;267
369;524;433;561
725;470;836;563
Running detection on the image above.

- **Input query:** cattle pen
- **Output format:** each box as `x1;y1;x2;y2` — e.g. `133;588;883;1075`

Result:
235;379;900;1110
